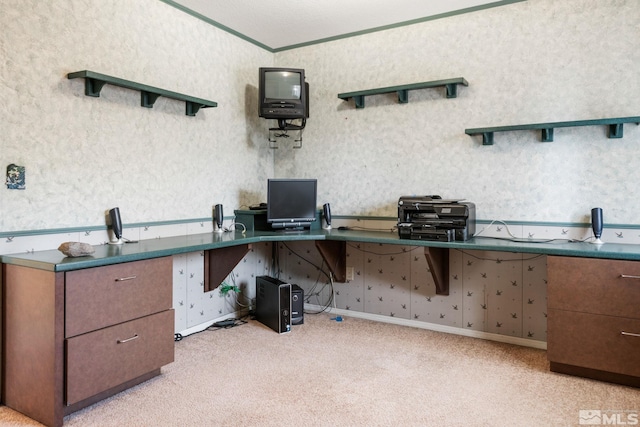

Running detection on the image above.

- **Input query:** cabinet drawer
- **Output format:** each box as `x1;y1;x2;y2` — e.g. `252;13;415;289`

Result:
548;256;640;319
548;309;640;377
66;257;172;337
65;309;174;405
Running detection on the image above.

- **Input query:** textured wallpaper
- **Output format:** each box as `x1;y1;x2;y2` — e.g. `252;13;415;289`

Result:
2;0;639;233
0;0;274;232
273;0;640;224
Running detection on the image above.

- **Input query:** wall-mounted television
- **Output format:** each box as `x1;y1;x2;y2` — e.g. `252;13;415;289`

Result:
259;67;308;129
267;179;317;230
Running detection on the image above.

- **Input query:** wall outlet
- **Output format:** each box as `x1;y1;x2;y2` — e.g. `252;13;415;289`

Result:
346;266;355;281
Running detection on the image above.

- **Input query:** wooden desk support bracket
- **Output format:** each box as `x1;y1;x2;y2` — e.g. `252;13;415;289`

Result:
312;241;447;293
424;247;449;295
204;244;251;292
314;240;347;282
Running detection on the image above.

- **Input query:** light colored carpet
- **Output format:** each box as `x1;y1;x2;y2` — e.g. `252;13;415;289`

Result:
0;313;638;426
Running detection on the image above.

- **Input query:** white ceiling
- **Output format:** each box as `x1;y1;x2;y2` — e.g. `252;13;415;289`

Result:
169;0;521;50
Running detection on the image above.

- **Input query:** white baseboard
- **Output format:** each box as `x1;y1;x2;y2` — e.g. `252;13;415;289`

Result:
180;306;547;351
305;304;547;350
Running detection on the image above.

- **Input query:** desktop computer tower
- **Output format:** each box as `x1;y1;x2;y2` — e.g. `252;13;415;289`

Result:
291;284;304;325
255;276;291;334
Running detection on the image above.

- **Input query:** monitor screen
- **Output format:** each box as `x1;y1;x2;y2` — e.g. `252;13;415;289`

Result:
264;71;302;100
267;179;317;230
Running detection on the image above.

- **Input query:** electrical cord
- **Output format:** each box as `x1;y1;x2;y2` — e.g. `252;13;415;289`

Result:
455;249;544;262
174;316;249;342
272;131;292;138
271;242;280;278
474;219;519;239
216;222;246;234
227;222;246;233
337;225;397;232
304;260;334;314
346;242;423;256
219;271;255;313
470;219;602;244
271;119;306;140
281;241;331;281
208;318;248;329
477;235;564;243
278;241;335;314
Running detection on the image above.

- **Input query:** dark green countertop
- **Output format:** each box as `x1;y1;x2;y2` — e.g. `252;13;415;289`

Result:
3;229;640;272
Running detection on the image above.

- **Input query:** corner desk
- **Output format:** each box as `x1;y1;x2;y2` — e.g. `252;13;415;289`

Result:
2;229;640;426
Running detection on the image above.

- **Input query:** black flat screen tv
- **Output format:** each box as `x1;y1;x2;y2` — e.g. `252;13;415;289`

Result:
259;67;308;121
267;179;317;230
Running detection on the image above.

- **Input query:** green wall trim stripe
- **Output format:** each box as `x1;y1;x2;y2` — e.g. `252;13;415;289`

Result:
0;217;212;239
334;215;640;230
4;213;639;239
159;0;527;53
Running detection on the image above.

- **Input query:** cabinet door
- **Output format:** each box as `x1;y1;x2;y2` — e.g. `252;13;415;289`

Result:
548;309;640;377
65;310;174;405
66;257;172;337
547;256;640;319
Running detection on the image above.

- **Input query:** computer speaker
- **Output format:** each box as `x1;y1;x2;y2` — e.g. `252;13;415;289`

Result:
108;207;124;245
591;207;603;244
214;204;224;233
323;203;332;230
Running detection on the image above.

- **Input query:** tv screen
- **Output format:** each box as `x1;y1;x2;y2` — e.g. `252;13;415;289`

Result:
267;179;317;230
259;67;307;121
264;71;302;100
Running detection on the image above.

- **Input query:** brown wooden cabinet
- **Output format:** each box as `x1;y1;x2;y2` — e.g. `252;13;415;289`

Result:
2;256;174;427
547;256;640;387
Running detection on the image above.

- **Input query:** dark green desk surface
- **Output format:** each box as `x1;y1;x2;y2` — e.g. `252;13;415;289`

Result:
3;229;640;272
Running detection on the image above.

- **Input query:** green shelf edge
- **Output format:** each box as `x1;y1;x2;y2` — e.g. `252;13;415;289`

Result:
337;77;469;108
68;70;217;116
465;116;640;145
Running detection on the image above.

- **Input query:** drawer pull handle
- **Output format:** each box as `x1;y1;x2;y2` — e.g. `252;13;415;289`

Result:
117;334;139;344
620;274;640;279
115;275;137;282
621;331;640;338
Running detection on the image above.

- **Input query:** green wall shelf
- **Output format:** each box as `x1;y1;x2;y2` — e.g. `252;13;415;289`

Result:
67;70;217;116
337;77;468;109
465;116;640;145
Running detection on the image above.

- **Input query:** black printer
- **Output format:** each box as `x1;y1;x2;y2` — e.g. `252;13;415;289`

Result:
397;195;476;242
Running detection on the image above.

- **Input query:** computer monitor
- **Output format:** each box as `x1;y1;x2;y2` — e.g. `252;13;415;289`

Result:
267;179;317;230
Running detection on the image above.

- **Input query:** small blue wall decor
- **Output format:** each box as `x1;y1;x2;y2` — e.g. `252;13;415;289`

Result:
6;164;25;190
